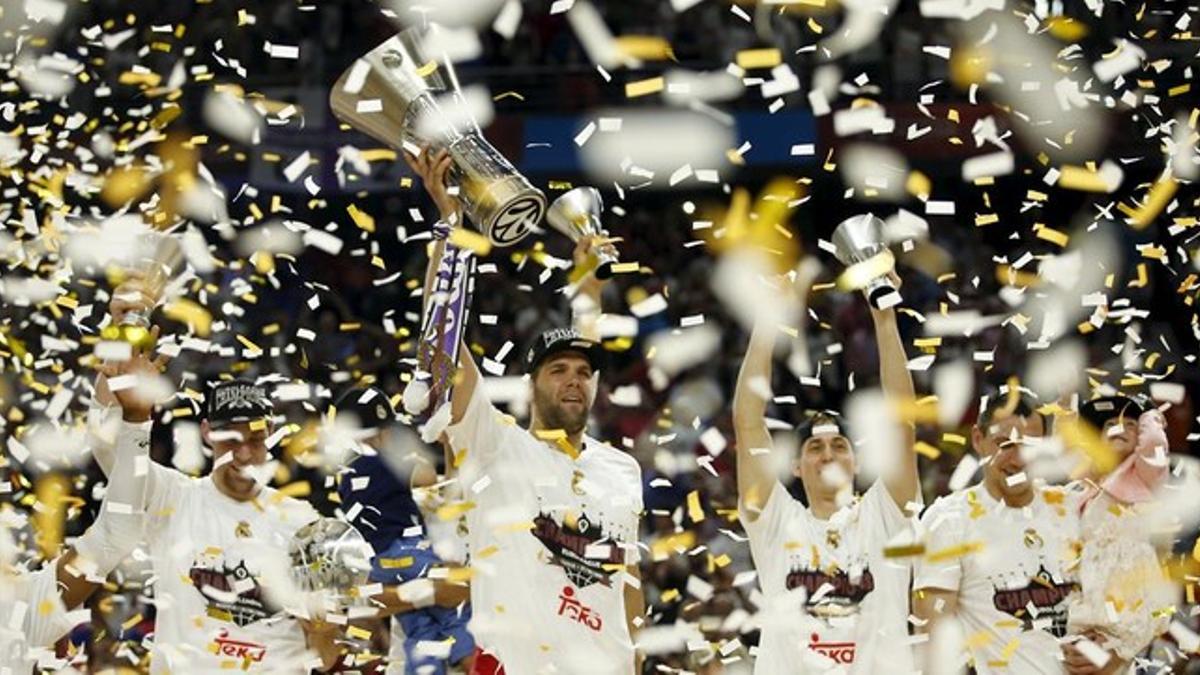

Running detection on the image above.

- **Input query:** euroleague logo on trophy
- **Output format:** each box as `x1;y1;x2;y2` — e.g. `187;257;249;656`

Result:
490;195;544;246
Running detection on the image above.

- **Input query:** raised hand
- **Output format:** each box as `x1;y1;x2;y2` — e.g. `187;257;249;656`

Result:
403;145;460;226
571;234;618;299
96;325;170;423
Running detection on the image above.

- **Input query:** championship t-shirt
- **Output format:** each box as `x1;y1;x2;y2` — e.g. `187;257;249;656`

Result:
741;480;916;674
444;385;642;675
141;468;319;673
0;563;76;672
914;482;1084;674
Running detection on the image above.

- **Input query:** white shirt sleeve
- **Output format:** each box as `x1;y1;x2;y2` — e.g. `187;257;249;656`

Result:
142;463;194;538
913;497;965;592
18;564;74;650
444;383;510;468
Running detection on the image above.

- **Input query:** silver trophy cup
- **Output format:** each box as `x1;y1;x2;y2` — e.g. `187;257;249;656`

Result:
289;518;375;603
101;230;184;348
330;29;545;248
546;187;619;280
831;214;902;310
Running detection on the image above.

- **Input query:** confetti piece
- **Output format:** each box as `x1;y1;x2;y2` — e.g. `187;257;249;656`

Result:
926;541;984;563
1058;162;1123;193
1127;177;1178;230
735;48;782;70
625;77;665;98
347;204;375;233
447;228;493;256
686;490;704;522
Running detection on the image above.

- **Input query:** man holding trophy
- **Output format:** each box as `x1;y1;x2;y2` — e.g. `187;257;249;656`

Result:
328;25;642;673
90;256;456;673
403;144;644;675
732;214;921;674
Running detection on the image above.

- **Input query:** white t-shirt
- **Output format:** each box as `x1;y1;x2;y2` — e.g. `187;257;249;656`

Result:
141;467;319;674
445;385;643;675
914;482;1084;674
0;563;76;673
741;480;915;674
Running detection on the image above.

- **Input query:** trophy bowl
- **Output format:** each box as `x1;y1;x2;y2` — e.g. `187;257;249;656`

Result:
546;187;619;280
289;518;375;600
830;213;902;310
100;229;185;348
330;29;545;248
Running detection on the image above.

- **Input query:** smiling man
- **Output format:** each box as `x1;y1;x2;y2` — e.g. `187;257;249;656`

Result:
913;391;1130;674
442;327;644;675
92;374;326;672
88;283;336;672
405;145;644;675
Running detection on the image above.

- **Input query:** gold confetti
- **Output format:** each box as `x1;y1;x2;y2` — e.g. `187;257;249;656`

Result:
735;48;782;70
447;228;493;256
347;204;375;233
1127;177;1178;230
615;36;674;61
927;541;983;562
1035;225;1069;247
625;77;665;98
687;490;704;523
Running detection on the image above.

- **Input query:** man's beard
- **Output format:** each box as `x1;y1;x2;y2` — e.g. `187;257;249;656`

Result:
533;387;588;436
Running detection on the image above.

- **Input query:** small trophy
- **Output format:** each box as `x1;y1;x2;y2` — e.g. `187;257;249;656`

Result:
546;187;619;280
830;214;902;310
289;518;375;602
330;28;545;247
101;230;184;348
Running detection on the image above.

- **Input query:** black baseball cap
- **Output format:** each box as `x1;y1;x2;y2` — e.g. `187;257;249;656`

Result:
334;386;397;432
206;379;273;428
1079;394;1147;430
797;409;853;447
524;328;604;374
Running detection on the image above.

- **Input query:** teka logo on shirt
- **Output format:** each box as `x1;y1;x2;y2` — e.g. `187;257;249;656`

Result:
990;564;1079;637
556;586;603;632
211;628;268;663
785;565;876;615
808;632;856;664
189;558;275;628
532;511;625;588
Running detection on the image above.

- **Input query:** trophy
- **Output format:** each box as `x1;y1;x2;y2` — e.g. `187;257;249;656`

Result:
289;518;375;602
101;230;184;348
830;214;902;310
547;187;619;280
330;28;545;247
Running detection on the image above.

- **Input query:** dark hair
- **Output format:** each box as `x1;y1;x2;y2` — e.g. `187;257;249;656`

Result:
975;388;1045;430
796;409;853;448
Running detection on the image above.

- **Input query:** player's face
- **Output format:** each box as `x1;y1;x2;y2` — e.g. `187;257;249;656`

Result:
531;352;595;436
204;420;270;502
796;432;856;500
974;413;1045;502
1101;415;1138;459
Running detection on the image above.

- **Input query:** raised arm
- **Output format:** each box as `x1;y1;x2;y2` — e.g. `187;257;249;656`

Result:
405;146;482;428
89;279;158;475
58;341;164;610
870;296;919;508
733;316;779;517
